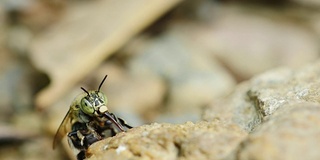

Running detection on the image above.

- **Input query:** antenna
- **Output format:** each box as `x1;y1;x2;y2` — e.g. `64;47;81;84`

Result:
81;87;90;96
98;75;108;92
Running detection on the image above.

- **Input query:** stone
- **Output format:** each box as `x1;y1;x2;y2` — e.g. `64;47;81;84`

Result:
203;60;320;131
235;103;320;160
177;5;319;80
87;121;247;160
291;0;320;7
128;31;235;123
92;62;166;122
30;0;183;110
104;74;165;115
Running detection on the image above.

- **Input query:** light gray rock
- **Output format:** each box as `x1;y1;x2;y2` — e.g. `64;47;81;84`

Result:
96;62;167;117
86;56;320;160
178;5;319;80
128;31;235;122
235;103;320;160
291;0;320;7
203;61;320;131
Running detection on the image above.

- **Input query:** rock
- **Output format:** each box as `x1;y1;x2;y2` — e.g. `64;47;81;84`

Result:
7;25;33;55
128;30;235;122
0;124;37;143
309;13;320;40
179;5;319;80
155;112;201;125
30;0;183;110
17;137;62;160
203;60;320;131
0;5;5;47
290;0;320;7
235;103;320;160
203;82;260;132
0;57;44;115
87;121;247;160
73;60;320;160
167;68;234;113
3;0;63;30
104;73;165;116
92;62;166;123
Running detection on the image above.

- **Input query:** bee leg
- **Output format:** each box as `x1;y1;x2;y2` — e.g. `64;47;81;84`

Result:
104;112;125;132
76;130;100;149
117;117;133;129
80;123;102;146
68;130;101;160
86;123;102;140
68;131;86;150
77;130;87;148
110;113;133;129
68;131;87;160
68;130;99;149
77;151;86;160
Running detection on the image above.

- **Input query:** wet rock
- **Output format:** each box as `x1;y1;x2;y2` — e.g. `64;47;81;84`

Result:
235;103;320;160
203;60;320;131
87;121;247;160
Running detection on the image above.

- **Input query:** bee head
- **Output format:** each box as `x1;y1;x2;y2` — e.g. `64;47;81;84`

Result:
79;75;109;116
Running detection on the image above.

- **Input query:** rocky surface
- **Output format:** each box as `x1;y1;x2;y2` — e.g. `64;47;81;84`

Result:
30;0;183;110
127;30;236;123
87;60;320;160
2;1;320;160
203;61;320;132
87;121;247;160
291;0;320;7
177;5;319;81
235;103;320;160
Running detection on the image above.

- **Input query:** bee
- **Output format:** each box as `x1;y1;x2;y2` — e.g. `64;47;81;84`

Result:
53;75;132;160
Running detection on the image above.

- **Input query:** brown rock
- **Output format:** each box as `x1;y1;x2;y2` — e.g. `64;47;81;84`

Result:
31;0;183;110
236;103;320;160
87;121;247;160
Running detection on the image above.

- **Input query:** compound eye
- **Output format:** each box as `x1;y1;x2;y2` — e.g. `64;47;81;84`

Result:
80;98;94;115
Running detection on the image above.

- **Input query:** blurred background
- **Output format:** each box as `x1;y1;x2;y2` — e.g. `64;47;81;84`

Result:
0;0;319;159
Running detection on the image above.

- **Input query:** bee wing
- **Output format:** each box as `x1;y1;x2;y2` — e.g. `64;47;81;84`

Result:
52;108;74;149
